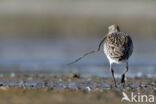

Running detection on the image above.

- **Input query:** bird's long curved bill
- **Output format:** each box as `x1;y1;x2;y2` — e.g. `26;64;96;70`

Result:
67;36;106;65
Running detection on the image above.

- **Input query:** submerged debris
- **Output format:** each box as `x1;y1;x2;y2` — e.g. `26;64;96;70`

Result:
69;73;80;79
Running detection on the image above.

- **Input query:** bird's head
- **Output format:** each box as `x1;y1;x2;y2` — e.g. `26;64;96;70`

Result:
108;24;120;34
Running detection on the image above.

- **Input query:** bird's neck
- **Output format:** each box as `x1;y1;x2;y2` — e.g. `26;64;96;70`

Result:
109;29;120;34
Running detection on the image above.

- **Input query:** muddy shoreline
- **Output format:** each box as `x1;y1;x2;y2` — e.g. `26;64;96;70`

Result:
0;75;156;92
0;76;156;104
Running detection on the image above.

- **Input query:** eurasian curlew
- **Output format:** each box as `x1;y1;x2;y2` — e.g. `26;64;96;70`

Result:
104;24;133;87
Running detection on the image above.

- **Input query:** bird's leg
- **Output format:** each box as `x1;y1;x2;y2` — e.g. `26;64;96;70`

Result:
110;63;117;87
121;62;128;84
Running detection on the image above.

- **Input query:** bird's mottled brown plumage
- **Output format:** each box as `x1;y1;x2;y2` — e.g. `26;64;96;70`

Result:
104;32;133;63
103;24;133;87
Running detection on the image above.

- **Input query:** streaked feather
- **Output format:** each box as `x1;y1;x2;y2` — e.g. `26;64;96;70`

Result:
104;32;133;63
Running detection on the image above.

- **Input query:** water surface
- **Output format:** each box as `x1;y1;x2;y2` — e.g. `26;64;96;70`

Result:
0;38;155;77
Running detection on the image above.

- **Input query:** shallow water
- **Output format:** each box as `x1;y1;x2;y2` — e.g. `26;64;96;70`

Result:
0;38;155;77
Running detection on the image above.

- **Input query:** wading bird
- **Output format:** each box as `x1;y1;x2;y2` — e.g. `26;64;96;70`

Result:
104;24;133;87
68;24;133;87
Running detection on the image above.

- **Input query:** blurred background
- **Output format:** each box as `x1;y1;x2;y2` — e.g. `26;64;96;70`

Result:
0;0;156;77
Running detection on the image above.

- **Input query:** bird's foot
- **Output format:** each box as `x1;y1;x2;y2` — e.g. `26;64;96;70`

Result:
121;73;126;87
121;73;125;83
